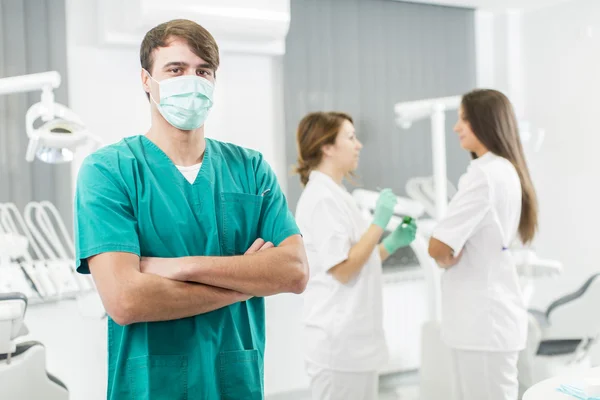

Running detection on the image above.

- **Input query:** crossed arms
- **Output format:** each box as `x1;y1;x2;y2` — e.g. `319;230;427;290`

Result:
89;236;309;325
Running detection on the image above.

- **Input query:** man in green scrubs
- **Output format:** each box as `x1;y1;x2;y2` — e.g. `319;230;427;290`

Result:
74;19;309;400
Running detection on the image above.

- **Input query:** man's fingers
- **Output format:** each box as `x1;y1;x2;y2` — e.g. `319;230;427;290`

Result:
258;242;274;252
245;239;274;255
245;238;265;255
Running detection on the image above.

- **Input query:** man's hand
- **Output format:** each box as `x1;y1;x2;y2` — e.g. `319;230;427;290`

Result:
244;238;274;255
140;238;274;279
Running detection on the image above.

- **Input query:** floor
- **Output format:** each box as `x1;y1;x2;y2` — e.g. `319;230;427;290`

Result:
266;386;419;400
266;371;421;400
382;386;420;400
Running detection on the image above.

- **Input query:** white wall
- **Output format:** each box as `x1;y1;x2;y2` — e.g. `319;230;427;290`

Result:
207;54;289;192
475;9;527;118
521;0;600;309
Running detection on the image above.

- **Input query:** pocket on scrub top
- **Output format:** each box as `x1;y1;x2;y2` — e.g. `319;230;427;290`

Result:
126;355;188;400
221;192;263;256
219;349;263;400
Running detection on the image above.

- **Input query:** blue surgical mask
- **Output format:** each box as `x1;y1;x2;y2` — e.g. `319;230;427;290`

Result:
145;70;214;130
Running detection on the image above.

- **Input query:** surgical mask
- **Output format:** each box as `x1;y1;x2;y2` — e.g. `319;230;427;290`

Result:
145;70;214;130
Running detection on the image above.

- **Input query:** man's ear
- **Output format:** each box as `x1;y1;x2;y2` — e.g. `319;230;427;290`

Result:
141;69;151;94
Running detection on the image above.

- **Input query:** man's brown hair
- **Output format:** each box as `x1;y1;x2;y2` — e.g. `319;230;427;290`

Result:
140;19;220;98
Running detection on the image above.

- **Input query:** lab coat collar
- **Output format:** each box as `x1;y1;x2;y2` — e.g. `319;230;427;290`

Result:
308;170;348;193
471;151;496;165
308;170;358;210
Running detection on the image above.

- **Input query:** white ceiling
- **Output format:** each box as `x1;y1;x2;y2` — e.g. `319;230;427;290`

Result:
396;0;573;12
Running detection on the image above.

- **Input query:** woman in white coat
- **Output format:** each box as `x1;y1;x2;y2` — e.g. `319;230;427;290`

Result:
294;111;417;400
428;89;538;400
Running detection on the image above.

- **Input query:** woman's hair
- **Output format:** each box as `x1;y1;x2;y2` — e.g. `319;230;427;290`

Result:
294;111;353;186
461;89;538;244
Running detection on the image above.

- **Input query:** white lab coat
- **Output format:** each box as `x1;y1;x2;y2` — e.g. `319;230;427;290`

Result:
295;171;387;389
433;152;526;400
451;349;520;400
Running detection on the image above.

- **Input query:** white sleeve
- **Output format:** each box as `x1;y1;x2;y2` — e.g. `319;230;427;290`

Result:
432;167;491;254
308;197;352;273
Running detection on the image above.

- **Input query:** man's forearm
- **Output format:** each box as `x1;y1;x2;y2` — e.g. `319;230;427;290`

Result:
118;273;248;325
156;237;307;297
139;236;308;297
180;245;306;296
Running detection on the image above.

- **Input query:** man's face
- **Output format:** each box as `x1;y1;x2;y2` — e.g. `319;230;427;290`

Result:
142;37;216;101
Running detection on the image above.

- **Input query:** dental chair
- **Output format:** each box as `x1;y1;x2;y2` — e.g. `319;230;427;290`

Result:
518;273;600;394
0;292;69;399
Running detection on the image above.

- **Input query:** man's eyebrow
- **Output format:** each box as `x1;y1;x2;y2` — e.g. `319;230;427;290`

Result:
162;61;213;70
162;61;189;69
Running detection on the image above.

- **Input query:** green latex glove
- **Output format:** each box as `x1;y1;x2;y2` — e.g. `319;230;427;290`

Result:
372;188;397;229
382;219;417;254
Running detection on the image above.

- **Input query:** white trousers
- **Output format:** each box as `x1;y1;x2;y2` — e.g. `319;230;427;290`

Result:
452;349;519;400
306;364;378;400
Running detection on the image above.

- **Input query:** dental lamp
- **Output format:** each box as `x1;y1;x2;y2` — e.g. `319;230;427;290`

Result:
0;72;60;121
394;95;462;220
392;96;462;324
0;71;100;163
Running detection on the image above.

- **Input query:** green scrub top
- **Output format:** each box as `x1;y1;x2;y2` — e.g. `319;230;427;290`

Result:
74;135;300;400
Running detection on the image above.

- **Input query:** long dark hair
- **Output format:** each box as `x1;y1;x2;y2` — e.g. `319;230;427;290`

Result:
461;89;538;244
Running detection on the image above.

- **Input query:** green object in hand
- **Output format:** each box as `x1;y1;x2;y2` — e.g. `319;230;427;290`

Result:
382;218;417;254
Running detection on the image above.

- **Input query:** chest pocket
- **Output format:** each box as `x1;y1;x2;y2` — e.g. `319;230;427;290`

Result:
221;192;264;256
